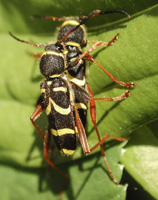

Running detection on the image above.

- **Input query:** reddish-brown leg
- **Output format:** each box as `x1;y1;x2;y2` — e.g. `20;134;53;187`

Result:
30;104;69;179
44;128;70;179
28;52;42;58
75;45;134;87
93;90;130;102
31;15;69;21
74;106;117;154
74;104;126;184
74;36;134;88
30;104;45;139
73;82;129;183
88;84;127;184
84;33;120;47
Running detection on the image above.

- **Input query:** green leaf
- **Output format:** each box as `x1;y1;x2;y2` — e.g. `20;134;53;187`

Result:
0;0;158;199
0;147;127;200
121;121;158;199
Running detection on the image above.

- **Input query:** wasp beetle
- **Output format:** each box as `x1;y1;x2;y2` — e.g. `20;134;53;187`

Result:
9;9;134;183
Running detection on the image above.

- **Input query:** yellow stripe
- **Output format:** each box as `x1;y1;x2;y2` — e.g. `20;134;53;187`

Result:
46;97;71;116
50;98;71;115
47;81;52;85
69;57;84;65
65;41;80;47
69;88;74;103
42;51;64;58
75;126;78;134
49;74;61;78
75;103;87;110
60;149;75;156
53;87;67;92
63;49;68;55
46;102;51;115
61;20;85;34
41;88;45;93
62;20;80;26
67;72;86;86
51;128;75;136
